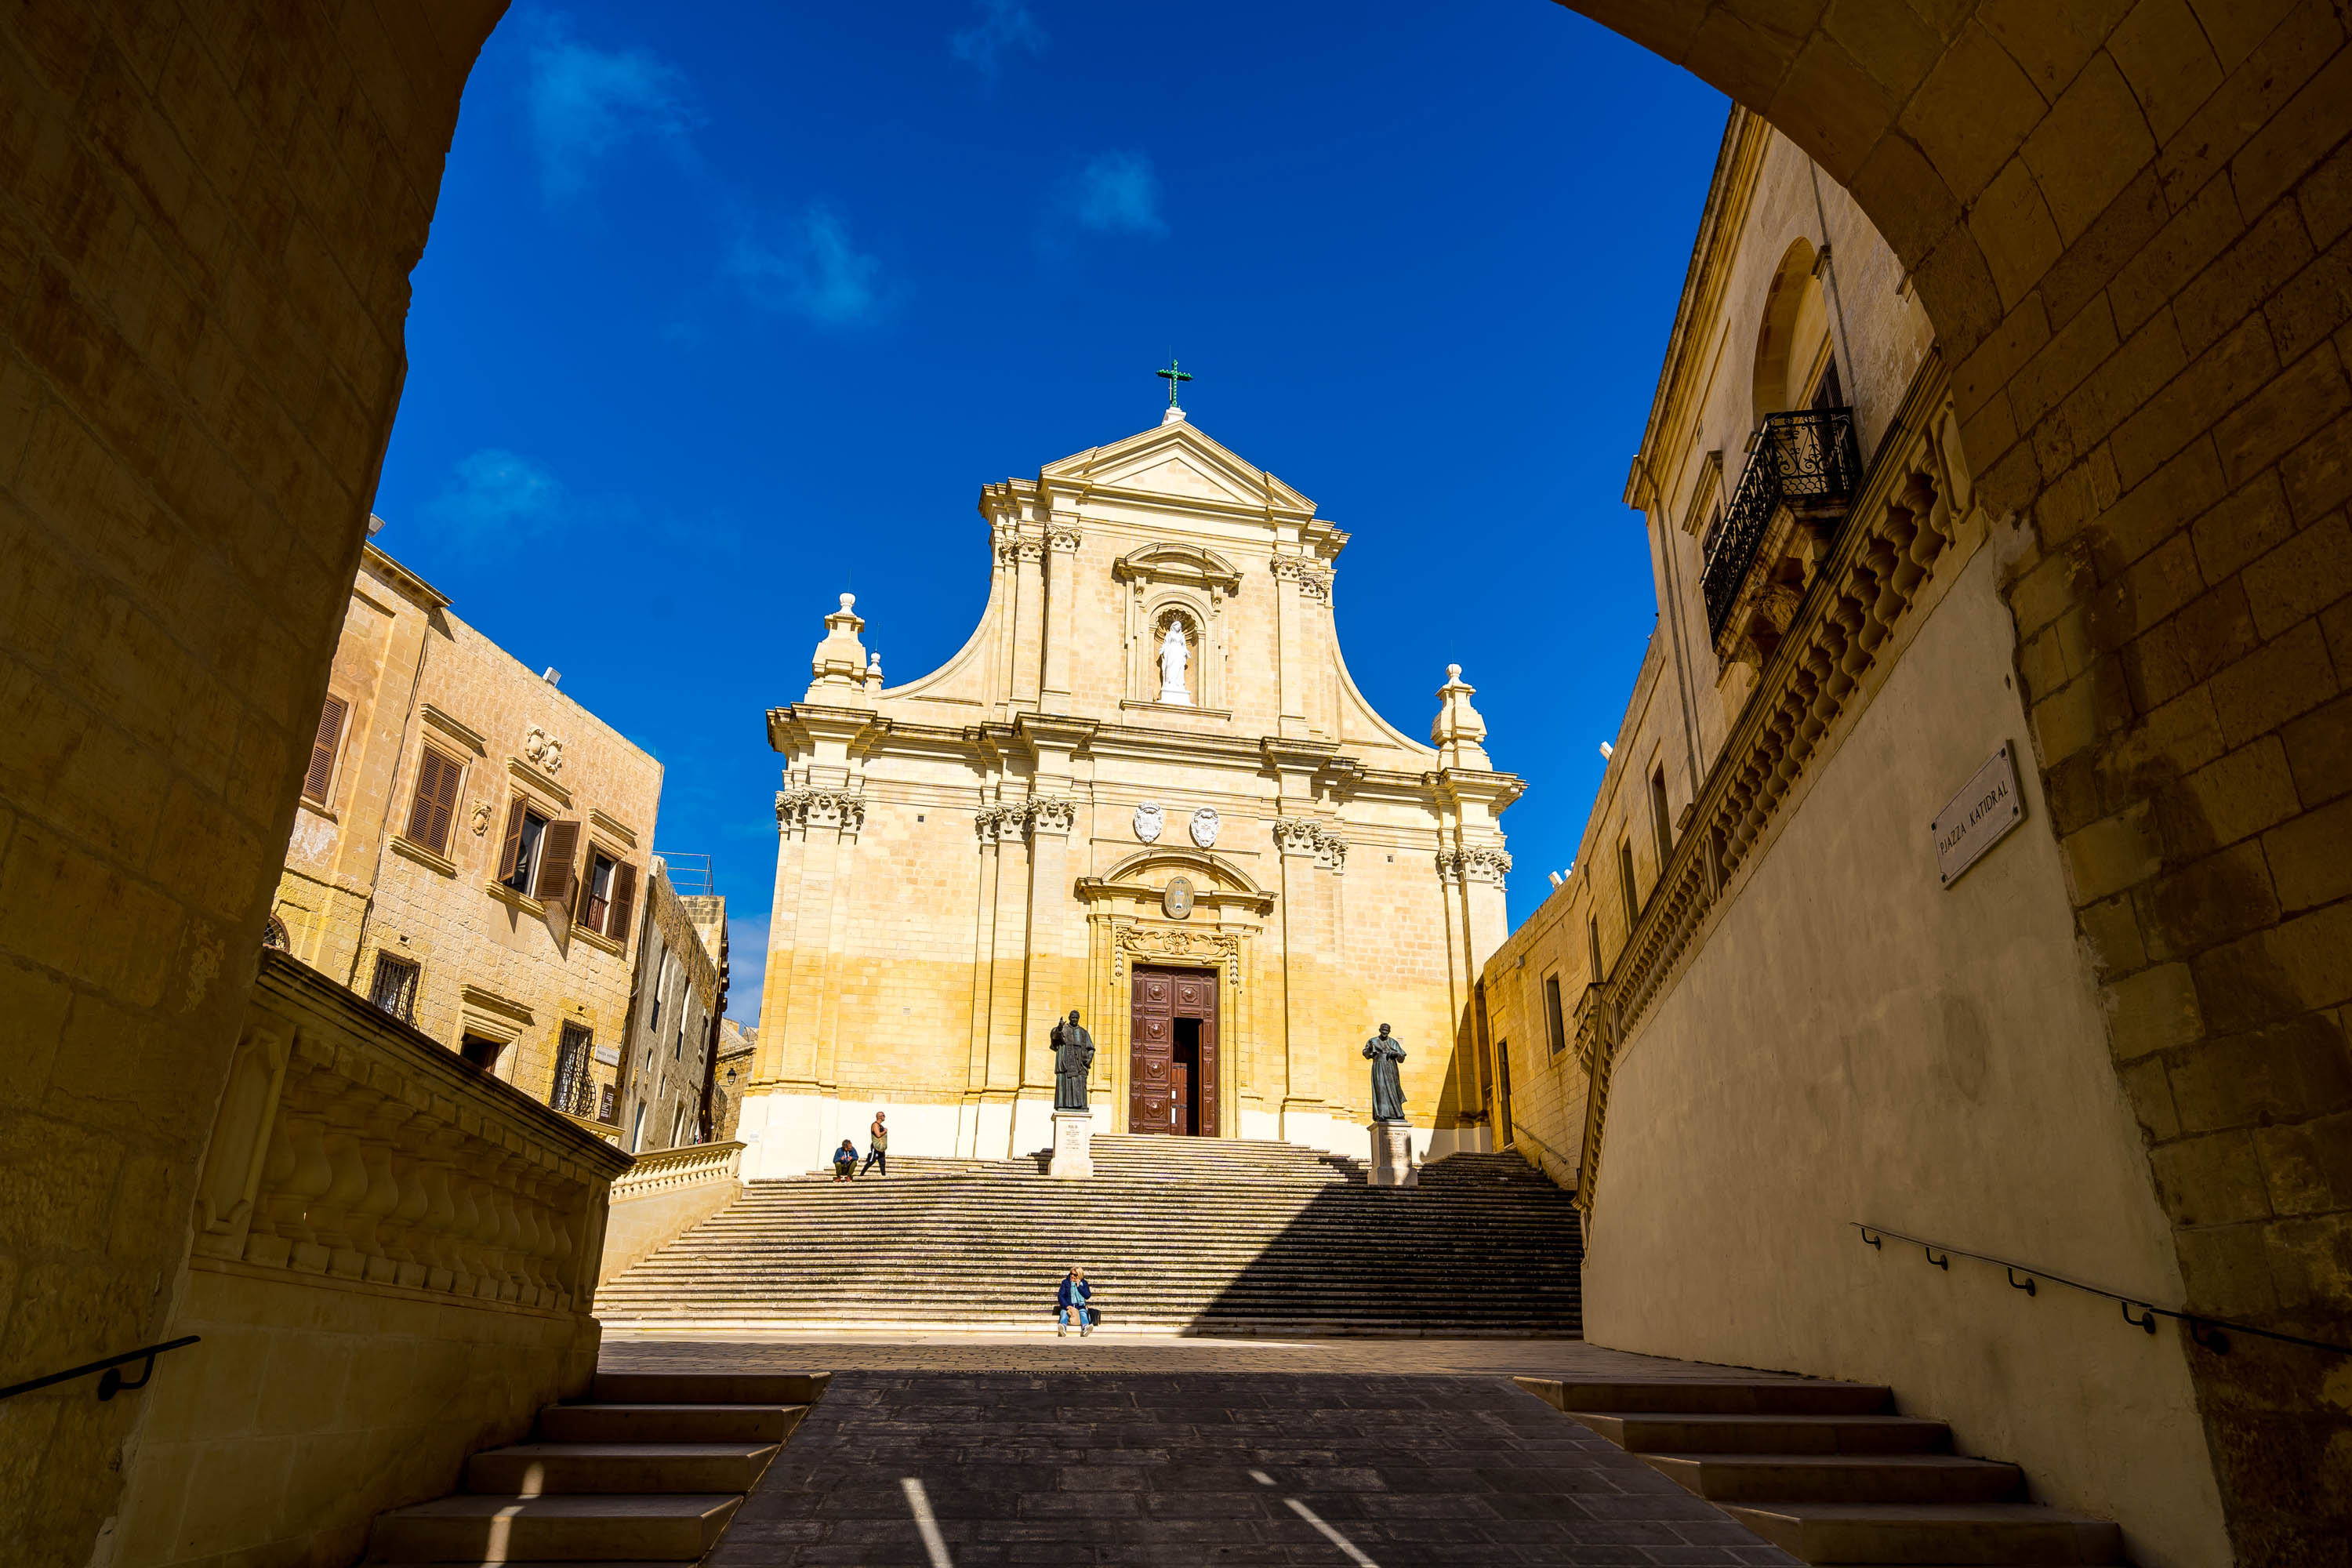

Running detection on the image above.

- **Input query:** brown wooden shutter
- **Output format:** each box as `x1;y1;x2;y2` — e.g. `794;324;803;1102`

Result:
303;696;347;803
496;797;527;882
574;851;602;929
405;750;462;856
608;860;637;946
537;819;580;906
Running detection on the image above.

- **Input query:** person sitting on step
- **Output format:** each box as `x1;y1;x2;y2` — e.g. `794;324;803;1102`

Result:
1055;1265;1094;1337
831;1139;858;1181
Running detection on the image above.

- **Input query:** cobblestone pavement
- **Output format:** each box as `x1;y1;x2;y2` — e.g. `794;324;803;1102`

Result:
599;1330;1795;1381
698;1369;1795;1566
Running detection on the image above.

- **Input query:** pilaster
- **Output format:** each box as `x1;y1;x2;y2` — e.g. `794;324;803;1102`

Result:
1041;521;1081;707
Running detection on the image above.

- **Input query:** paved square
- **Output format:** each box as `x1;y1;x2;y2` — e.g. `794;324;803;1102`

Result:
703;1369;1795;1566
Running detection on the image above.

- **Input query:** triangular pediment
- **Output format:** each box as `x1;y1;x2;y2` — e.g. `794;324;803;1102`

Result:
1041;420;1316;516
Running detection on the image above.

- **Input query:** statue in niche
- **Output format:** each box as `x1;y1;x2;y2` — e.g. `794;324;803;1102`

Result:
1157;617;1192;705
1051;1010;1096;1112
1363;1024;1407;1123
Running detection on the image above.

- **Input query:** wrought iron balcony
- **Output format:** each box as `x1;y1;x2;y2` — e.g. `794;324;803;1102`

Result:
1702;406;1864;638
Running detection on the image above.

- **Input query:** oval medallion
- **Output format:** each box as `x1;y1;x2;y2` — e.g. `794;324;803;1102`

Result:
1132;800;1164;843
1163;877;1194;920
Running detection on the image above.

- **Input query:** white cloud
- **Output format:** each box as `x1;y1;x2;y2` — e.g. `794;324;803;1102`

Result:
522;14;695;198
1073;151;1167;238
953;0;1047;77
728;208;890;326
426;448;566;534
725;913;768;1025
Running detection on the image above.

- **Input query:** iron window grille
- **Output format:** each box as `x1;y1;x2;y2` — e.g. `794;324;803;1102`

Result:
1701;406;1864;637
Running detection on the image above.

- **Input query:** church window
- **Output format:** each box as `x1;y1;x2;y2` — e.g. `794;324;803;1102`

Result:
303;694;349;806
405;746;464;857
368;952;419;1023
1544;975;1566;1058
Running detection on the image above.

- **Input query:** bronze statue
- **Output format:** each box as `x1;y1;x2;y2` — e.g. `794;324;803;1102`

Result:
1051;1009;1095;1112
1363;1023;1406;1123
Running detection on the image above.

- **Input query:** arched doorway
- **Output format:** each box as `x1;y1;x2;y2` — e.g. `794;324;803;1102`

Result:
5;4;2346;1562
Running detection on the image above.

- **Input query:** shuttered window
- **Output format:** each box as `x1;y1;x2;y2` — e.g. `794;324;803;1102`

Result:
607;859;638;946
581;850;616;934
405;748;464;857
536;819;580;906
302;695;348;804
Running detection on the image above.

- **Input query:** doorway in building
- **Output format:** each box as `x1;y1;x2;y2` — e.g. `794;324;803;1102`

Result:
1130;964;1218;1136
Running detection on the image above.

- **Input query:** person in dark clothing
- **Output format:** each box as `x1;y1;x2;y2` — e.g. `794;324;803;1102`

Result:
1055;1265;1094;1337
831;1139;858;1181
861;1111;888;1176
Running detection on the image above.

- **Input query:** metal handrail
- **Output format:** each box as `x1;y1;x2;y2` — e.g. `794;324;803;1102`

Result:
0;1336;201;1401
1702;406;1864;635
1853;1223;2350;1356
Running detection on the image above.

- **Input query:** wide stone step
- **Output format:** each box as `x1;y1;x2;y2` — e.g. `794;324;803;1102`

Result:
365;1493;740;1563
466;1443;780;1496
1639;1453;2025;1505
591;1372;831;1405
1565;1412;1952;1455
1518;1377;1892;1415
1718;1501;2126;1563
535;1403;808;1445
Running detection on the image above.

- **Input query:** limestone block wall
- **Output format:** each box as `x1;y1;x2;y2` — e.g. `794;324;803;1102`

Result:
111;951;626;1568
1584;541;2228;1566
618;869;722;1152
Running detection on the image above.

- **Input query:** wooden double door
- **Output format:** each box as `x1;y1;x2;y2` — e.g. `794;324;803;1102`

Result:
1129;965;1218;1136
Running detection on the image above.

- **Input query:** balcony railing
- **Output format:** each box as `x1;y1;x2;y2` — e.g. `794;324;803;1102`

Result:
1702;406;1864;637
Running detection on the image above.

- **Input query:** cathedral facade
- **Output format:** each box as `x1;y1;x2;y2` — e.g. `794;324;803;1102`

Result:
738;411;1521;1175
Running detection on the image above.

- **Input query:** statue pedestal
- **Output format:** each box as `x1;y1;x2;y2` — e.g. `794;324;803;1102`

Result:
1049;1110;1094;1179
1367;1121;1418;1188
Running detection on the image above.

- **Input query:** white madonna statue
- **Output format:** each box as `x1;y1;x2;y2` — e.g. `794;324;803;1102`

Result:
1157;618;1192;705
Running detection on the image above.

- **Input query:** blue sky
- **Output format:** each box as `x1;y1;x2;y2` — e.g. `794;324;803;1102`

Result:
372;0;1728;1022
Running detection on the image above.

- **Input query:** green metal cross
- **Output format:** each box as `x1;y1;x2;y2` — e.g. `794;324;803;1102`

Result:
1156;358;1193;408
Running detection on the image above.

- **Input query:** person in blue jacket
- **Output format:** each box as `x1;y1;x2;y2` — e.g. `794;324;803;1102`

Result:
1055;1265;1094;1337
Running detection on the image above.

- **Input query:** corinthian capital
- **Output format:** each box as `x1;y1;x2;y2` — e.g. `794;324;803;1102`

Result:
1271;816;1323;856
1024;797;1078;837
1046;524;1083;553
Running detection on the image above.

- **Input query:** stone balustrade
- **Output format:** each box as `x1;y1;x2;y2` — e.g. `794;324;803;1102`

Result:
116;951;635;1568
190;952;630;1308
600;1139;747;1286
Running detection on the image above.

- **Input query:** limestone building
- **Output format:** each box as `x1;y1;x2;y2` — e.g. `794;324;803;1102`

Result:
617;860;727;1152
270;540;663;1129
1482;107;2242;1565
712;1020;759;1141
741;411;1522;1174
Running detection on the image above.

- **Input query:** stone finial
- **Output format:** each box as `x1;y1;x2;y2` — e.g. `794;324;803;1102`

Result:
865;652;884;692
1430;663;1492;771
808;592;870;697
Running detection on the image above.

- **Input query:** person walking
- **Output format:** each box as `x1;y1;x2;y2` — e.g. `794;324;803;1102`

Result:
861;1111;888;1177
1055;1265;1094;1337
831;1139;858;1181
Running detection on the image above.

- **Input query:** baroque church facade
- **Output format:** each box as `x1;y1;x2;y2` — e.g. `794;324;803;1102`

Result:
737;408;1522;1175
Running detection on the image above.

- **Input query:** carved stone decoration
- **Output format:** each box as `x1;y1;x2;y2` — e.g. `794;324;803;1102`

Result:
1271;816;1323;856
972;804;1025;844
1189;806;1221;848
1163;877;1194;920
524;726;564;774
1025;797;1077;837
1461;846;1512;884
1112;924;1243;989
779;789;868;835
1270;557;1334;602
1132;801;1164;843
470;802;491;836
1318;832;1349;873
1047;524;1083;553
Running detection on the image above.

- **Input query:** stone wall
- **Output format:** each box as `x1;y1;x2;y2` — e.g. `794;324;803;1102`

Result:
619;869;721;1152
110;949;626;1566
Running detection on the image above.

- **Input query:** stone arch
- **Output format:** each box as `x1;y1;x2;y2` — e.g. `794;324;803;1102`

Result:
1749;234;1830;422
7;3;2349;1563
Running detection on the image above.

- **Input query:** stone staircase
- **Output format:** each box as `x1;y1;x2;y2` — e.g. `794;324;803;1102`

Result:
597;1135;1584;1334
1517;1375;2125;1564
364;1370;826;1565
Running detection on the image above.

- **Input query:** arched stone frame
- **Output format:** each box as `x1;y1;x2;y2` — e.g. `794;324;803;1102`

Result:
1751;234;1833;423
1130;590;1225;712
